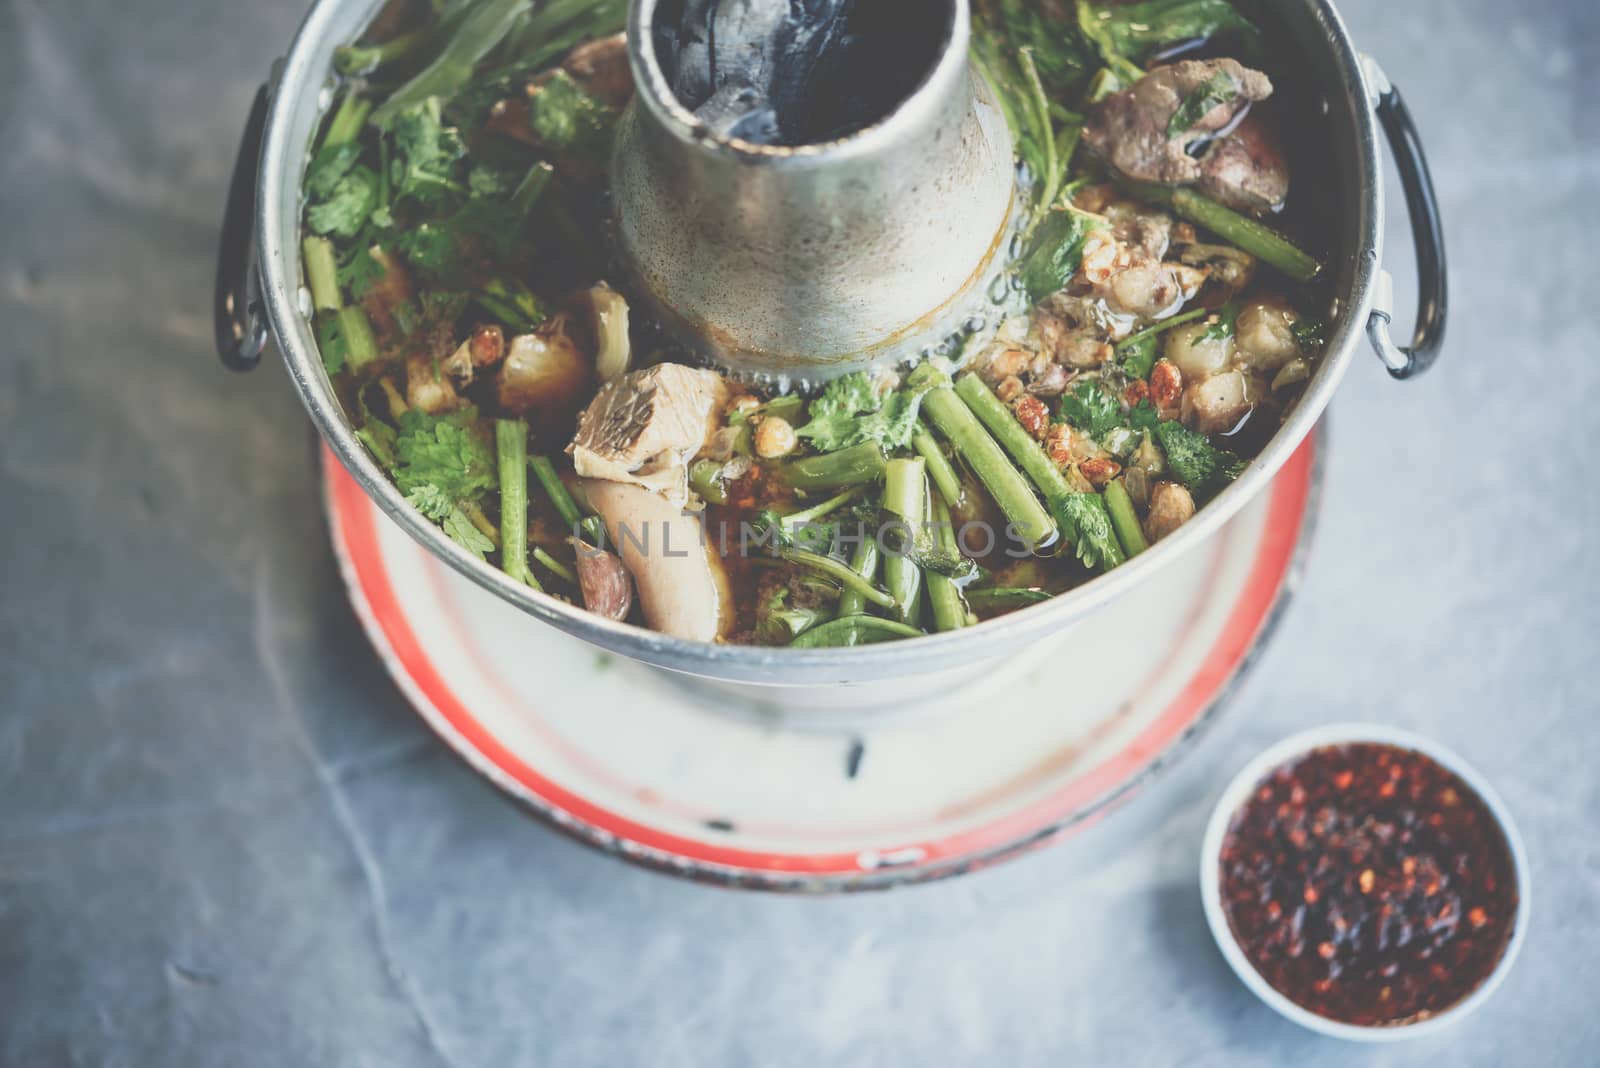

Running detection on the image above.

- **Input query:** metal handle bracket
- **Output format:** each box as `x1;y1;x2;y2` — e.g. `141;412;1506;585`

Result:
1362;57;1447;380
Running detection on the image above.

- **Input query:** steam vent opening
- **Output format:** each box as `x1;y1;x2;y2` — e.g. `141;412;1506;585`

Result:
650;0;957;146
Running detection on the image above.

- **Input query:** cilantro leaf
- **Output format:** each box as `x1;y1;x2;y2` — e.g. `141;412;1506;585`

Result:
394;221;461;280
389;97;466;204
1128;400;1160;431
1019;206;1100;303
393;406;496;502
527;71;617;172
1055;493;1125;571
795;372;931;453
407;485;496;560
306;165;378;238
305;142;361;201
1167;70;1238;139
1201;299;1241;342
1153;419;1231;493
1292;317;1326;350
1058;379;1123;439
337;245;386;300
1118;332;1159;379
468;164;513;198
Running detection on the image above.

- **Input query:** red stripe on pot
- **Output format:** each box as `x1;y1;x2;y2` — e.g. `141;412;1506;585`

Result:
328;437;1314;879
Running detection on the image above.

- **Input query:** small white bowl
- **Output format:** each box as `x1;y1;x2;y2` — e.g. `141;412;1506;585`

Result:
1200;723;1531;1041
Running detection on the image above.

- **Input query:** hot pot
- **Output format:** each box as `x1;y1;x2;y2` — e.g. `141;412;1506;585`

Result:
213;0;1446;702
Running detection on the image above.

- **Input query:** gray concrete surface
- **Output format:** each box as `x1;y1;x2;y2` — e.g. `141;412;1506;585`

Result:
2;0;1596;1063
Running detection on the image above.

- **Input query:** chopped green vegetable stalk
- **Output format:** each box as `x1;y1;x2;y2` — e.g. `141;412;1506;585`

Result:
913;368;1057;551
468;0;628;93
776;442;887;494
530;454;583;530
781;487;860;529
303;236;342;314
926;496;971;632
881;458;927;625
912;423;964;509
1115;306;1207;378
475;277;545;332
953;373;1126;570
370;0;531;128
510;161;555;219
333;6;470;77
305;236;380;373
788;615;925;648
531;545;575;584
1055;492;1125;571
952;373;1076;501
965;587;1051;612
1104;478;1150;558
836;535;880;617
322;92;372;150
777;548;896;610
495;419;538;589
335;306;381;372
531;459;607;547
1132;184;1321;282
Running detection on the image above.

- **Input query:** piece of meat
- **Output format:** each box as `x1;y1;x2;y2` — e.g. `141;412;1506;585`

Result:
1104;202;1175;259
570;364;731;504
569;538;634;622
1083;59;1273;187
1033;294;1117;368
1175;241;1257;302
581;478;733;641
1197;114;1289;214
405;352;459;414
1103;255;1206;319
563;34;634;108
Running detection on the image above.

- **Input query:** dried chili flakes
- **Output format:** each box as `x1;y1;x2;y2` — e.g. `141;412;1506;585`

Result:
1219;743;1518;1027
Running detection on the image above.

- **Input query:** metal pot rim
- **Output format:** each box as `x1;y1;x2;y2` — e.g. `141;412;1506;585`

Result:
254;0;1382;686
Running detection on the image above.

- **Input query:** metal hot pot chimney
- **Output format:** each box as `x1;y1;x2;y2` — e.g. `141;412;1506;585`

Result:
612;0;1019;384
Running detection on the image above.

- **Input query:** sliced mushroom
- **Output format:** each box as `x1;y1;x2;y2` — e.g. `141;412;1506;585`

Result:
569;538;634;622
580;479;733;642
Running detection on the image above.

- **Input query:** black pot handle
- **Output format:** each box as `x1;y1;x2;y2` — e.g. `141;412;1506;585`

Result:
214;84;270;372
1366;73;1447;380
